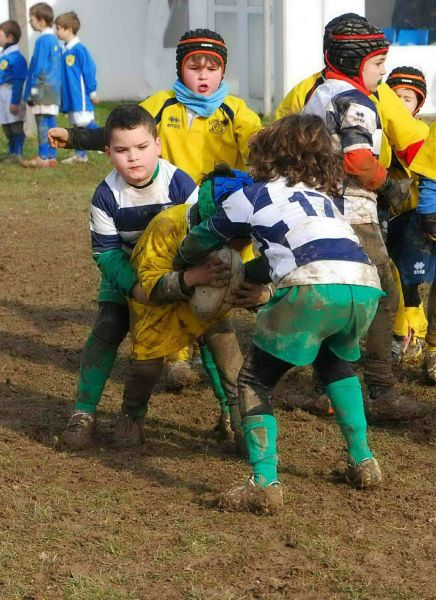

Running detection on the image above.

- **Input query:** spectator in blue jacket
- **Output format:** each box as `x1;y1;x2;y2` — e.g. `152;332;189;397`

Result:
55;11;99;165
22;2;61;168
0;20;27;163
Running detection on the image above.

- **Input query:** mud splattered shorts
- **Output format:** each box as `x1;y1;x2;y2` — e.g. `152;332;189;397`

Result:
253;284;384;366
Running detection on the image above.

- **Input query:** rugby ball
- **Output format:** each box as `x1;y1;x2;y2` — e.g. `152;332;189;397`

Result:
189;246;245;319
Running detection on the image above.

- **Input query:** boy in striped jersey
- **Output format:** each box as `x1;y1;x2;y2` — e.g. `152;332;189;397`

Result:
175;115;385;513
61;104;198;450
303;17;429;420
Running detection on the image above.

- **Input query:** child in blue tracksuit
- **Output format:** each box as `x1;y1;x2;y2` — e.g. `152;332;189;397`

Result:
55;11;98;165
0;20;27;162
22;2;61;168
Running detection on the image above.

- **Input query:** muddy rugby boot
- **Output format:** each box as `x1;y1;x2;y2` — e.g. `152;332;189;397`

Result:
365;386;431;421
112;413;145;448
20;156;57;168
345;458;382;489
219;477;283;514
164;360;200;391
424;350;436;385
61;411;96;450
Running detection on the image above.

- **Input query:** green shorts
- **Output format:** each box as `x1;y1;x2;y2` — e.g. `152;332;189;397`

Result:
97;274;127;305
253;284;384;366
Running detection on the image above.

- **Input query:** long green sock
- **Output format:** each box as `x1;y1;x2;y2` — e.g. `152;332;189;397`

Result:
74;333;119;414
242;414;278;486
199;344;229;415
326;376;373;465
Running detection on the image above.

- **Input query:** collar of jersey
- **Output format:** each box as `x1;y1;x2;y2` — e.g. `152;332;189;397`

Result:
127;161;160;189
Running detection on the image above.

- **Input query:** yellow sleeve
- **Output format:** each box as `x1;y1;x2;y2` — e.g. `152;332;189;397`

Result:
274;72;322;120
232;100;262;162
130;206;187;299
375;83;429;153
139;90;174;120
408;121;436;180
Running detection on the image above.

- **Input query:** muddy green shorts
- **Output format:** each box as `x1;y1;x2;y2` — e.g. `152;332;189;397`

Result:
97;274;127;305
253;284;384;366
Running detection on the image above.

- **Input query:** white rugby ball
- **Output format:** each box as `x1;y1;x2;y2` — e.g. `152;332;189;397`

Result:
189;246;245;319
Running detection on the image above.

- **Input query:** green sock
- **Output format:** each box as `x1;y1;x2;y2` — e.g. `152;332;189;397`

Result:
74;333;119;414
242;414;278;486
326;376;373;465
199;344;229;415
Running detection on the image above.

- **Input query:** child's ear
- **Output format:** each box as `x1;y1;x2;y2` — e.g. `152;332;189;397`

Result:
155;137;162;155
105;146;111;158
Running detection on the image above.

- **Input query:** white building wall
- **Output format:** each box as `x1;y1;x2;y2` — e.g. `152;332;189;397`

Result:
19;0;181;101
282;0;365;94
0;0;8;22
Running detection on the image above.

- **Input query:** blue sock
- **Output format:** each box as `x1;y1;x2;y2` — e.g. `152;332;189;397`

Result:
11;133;25;156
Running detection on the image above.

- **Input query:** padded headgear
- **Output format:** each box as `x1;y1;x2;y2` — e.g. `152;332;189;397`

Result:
323;13;368;53
386;66;427;114
176;28;227;81
326;18;389;79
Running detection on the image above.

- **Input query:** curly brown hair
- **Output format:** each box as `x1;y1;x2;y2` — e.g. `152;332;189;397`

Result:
248;114;344;197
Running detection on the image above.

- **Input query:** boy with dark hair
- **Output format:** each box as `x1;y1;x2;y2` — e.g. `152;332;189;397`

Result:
0;20;27;163
49;27;260;411
21;2;61;168
175;115;385;513
303;17;429;420
61;104;199;450
55;11;98;164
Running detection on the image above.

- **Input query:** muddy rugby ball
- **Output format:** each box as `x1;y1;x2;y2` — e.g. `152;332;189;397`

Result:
189;247;245;319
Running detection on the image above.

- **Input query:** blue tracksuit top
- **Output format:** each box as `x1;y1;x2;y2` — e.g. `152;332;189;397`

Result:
60;37;97;113
24;28;61;105
0;44;28;104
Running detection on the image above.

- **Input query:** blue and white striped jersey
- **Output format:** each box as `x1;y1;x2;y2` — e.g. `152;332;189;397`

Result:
304;79;382;225
90;158;198;255
209;177;381;289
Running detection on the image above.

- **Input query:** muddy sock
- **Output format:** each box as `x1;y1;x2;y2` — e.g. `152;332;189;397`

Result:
199;343;229;415
242;414;278;486
74;333;119;414
326;376;372;465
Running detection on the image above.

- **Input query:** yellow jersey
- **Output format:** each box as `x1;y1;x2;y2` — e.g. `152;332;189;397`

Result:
140;91;261;184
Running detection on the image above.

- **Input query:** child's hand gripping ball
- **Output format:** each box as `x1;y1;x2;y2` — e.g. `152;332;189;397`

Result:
190;246;245;319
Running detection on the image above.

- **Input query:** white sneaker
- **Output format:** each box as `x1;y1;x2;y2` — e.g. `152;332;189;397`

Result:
61;154;88;165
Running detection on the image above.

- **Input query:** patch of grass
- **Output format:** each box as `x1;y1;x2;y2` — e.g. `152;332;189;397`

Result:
64;574;137;600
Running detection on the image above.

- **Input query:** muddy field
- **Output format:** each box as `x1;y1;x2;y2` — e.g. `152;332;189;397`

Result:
0;150;435;599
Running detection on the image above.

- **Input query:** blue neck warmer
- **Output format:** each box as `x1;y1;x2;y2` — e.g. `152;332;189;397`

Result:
173;80;229;118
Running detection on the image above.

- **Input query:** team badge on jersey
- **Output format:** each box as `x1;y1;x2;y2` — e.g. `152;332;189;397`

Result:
0;60;8;71
66;54;75;67
208;119;227;135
